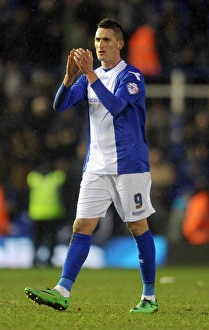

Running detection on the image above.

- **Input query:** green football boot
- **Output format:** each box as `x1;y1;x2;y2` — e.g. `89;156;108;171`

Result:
130;298;158;313
24;287;69;310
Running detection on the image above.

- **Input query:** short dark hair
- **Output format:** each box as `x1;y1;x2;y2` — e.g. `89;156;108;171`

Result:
97;18;124;41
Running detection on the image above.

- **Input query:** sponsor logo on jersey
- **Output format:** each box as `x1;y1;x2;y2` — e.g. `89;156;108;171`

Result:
88;97;99;103
127;82;139;95
128;71;141;81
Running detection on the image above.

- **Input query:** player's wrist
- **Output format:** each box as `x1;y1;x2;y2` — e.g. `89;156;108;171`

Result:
85;71;98;85
63;74;74;87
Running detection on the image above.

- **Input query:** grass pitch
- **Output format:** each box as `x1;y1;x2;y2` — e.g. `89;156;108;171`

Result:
0;266;209;330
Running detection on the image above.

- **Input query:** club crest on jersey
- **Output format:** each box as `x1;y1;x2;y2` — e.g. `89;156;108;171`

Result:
127;82;139;95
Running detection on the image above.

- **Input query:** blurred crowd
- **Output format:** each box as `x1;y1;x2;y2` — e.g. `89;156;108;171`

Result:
1;0;209;247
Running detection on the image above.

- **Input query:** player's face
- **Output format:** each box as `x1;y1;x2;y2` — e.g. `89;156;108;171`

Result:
94;28;124;68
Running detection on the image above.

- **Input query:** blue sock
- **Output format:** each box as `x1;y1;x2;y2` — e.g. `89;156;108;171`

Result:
58;232;92;291
134;230;156;297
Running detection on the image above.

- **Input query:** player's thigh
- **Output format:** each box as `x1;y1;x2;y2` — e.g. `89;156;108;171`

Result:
76;173;112;219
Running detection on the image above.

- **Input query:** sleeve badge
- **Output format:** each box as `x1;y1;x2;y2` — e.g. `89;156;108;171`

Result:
127;82;139;95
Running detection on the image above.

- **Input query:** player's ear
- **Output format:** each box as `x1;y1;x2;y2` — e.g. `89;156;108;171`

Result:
117;40;124;50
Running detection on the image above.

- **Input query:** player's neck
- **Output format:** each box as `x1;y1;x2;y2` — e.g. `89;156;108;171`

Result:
101;58;122;70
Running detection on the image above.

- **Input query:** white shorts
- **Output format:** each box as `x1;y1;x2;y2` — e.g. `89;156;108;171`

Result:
76;172;155;222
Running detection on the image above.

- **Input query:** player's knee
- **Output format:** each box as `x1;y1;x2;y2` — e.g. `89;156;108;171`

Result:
73;218;88;233
127;218;149;236
73;218;99;235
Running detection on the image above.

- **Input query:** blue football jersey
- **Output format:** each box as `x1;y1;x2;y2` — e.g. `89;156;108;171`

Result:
54;60;150;175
